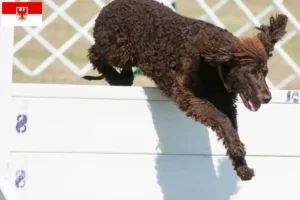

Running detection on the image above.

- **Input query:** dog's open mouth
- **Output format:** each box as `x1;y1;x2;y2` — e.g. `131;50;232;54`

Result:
239;92;260;112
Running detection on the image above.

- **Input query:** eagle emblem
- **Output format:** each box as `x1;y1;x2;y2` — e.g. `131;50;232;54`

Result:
16;7;28;21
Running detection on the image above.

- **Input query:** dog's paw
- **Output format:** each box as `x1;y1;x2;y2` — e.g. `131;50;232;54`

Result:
236;166;255;181
228;143;246;157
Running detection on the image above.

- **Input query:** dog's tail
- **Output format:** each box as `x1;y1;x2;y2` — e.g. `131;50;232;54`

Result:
82;75;104;81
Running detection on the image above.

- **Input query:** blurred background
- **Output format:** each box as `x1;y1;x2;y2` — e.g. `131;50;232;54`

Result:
12;0;300;89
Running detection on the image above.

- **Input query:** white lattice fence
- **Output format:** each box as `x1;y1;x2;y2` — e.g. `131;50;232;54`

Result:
12;0;300;89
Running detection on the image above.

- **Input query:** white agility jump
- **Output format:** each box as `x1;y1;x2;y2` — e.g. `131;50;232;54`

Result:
5;79;300;200
2;5;300;200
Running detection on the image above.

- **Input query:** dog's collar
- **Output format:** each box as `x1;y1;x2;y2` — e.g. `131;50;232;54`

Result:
218;65;231;92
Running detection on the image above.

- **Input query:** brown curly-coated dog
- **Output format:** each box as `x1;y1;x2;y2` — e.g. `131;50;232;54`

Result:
83;0;288;181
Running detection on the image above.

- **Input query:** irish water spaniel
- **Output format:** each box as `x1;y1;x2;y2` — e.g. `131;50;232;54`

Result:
83;0;288;181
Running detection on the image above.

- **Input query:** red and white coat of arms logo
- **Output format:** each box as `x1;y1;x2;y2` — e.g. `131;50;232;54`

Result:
16;7;28;21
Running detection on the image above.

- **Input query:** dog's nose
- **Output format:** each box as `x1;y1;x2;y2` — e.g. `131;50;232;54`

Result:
262;93;272;104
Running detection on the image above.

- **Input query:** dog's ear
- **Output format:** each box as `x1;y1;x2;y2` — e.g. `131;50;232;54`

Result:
256;14;288;57
193;32;234;66
199;45;233;65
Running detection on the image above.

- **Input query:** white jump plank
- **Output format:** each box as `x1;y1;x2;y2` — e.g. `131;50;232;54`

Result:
10;96;300;156
11;83;300;103
7;153;300;200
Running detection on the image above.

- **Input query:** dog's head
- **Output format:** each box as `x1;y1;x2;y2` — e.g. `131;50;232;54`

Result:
229;14;288;112
222;37;271;111
197;14;288;112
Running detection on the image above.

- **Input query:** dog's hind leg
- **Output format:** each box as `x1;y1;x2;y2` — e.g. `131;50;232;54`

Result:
119;68;134;86
83;44;134;86
83;60;134;86
104;67;134;86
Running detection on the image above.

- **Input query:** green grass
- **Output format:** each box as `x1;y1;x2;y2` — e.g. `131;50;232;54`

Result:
12;0;300;89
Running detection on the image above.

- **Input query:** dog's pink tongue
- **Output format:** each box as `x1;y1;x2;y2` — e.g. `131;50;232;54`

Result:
239;93;247;104
247;100;256;112
239;93;256;112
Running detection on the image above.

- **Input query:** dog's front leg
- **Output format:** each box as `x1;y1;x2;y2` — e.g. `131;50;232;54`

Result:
171;75;254;181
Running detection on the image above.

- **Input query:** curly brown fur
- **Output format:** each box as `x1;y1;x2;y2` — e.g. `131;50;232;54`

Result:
256;14;288;57
84;0;288;181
